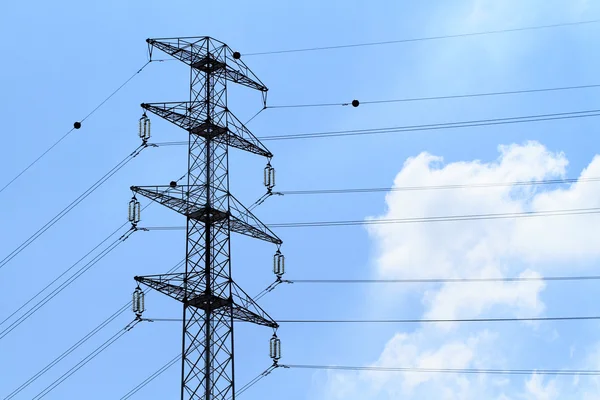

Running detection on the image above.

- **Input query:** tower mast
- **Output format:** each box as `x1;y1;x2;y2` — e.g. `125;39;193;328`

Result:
130;36;281;400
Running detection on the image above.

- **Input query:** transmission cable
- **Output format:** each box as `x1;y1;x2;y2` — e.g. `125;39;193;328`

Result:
285;274;600;284
0;144;149;272
243;19;600;56
268;83;600;109
275;316;600;324
0;174;185;334
3;259;186;400
3;303;127;400
119;354;181;400
0;222;129;330
0;228;136;341
141;206;600;231
260;109;600;141
144;315;600;324
269;207;600;228
282;364;600;377
0;61;151;195
233;365;278;398
279;176;600;196
30;320;141;400
153;108;600;147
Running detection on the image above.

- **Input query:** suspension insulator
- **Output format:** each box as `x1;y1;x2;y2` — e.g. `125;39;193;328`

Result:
273;250;285;276
270;334;281;361
264;163;275;190
132;286;145;317
128;198;141;224
139;113;151;141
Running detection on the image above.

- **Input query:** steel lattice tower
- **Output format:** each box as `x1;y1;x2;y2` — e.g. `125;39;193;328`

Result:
130;37;281;400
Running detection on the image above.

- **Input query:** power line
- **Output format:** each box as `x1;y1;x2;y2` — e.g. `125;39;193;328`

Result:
268;83;600;109
269;207;600;228
3;304;127;400
282;364;600;377
0;182;187;336
0;223;128;330
243;19;600;56
142;206;600;231
286;275;600;284
0;61;151;196
0;144;148;272
259;109;600;141
233;365;278;398
79;61;151;123
0;229;136;341
3;259;186;399
119;354;181;400
276;316;600;324
153;108;600;146
141;316;600;324
279;176;600;196
30;320;140;400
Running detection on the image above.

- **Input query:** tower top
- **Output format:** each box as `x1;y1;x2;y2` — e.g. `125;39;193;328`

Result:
147;36;268;92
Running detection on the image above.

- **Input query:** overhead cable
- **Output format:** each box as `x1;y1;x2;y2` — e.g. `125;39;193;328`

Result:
286;275;600;284
269;207;600;228
243;19;600;56
153;109;600;147
3;304;128;400
0;61;152;195
268;83;600;109
142;316;600;324
276;316;600;324
282;364;600;377
0;144;148;272
0;228;137;341
233;365;278;398
279;176;600;196
4;259;185;399
30;320;141;400
140;206;600;231
0;223;130;330
259;109;600;141
119;354;181;400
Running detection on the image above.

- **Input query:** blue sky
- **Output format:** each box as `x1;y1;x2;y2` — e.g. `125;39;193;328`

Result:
2;0;600;399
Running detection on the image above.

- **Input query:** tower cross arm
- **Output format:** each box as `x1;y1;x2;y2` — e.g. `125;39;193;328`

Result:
135;273;190;303
131;185;205;216
147;37;268;92
141;102;273;158
226;195;282;245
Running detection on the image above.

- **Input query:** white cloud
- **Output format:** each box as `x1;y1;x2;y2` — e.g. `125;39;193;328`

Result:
320;141;600;399
525;374;558;400
318;1;600;398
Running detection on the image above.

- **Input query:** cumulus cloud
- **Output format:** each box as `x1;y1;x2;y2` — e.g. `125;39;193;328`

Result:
525;374;558;400
320;141;600;399
317;0;600;397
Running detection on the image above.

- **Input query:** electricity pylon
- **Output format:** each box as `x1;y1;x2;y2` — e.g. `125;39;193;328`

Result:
129;36;282;400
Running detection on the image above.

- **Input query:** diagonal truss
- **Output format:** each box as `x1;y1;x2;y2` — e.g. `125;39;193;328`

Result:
141;102;272;158
134;273;278;328
131;36;281;400
146;37;268;92
131;186;281;245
